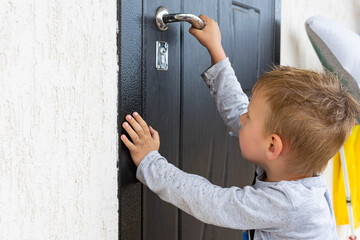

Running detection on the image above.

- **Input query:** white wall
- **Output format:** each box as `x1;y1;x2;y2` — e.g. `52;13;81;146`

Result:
281;0;360;239
0;0;118;239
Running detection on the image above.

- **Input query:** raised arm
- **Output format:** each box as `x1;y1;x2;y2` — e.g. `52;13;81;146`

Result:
201;58;249;135
190;15;249;135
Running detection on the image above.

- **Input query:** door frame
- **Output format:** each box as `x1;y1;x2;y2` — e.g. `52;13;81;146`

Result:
118;1;144;239
117;1;281;239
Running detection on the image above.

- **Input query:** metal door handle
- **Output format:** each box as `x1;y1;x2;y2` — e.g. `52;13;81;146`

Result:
156;6;205;31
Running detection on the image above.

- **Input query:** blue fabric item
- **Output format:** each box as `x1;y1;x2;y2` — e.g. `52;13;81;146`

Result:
243;232;249;240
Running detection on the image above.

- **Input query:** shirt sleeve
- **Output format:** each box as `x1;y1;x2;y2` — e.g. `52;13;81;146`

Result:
137;150;292;232
201;58;249;136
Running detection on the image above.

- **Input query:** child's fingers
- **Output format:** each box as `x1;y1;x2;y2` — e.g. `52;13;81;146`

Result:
189;15;209;35
123;121;139;142
198;14;209;22
149;126;160;143
132;112;150;134
199;14;212;27
189;26;201;36
149;126;156;135
126;114;144;136
121;134;135;150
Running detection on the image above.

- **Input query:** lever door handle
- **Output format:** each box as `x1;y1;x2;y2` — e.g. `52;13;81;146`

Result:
156;6;206;31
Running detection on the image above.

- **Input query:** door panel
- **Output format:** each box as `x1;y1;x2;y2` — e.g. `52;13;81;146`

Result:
143;1;181;239
181;1;270;239
232;2;260;96
181;1;226;238
119;0;280;239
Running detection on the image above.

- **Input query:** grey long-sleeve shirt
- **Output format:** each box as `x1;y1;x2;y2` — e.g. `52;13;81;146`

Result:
136;58;338;239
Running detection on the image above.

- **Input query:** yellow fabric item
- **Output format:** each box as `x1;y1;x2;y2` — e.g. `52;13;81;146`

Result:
333;125;360;228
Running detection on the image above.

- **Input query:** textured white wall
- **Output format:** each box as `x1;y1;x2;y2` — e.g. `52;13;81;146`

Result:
0;0;118;239
281;0;360;239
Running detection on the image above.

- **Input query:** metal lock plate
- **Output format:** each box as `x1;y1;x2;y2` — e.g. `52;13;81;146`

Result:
156;41;168;71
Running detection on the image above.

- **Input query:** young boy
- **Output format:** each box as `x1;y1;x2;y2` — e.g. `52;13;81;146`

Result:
121;15;360;239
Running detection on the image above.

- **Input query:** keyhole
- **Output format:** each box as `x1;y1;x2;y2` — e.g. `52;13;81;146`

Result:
156;41;168;71
160;47;166;64
160;47;167;54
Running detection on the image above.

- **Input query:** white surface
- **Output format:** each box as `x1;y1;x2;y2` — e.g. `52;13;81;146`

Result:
306;15;360;88
0;0;118;239
281;0;360;239
281;0;360;70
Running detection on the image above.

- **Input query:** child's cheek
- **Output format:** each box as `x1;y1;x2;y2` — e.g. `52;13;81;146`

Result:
238;128;246;152
239;126;253;161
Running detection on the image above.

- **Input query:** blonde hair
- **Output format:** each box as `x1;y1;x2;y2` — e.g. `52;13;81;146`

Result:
252;66;360;176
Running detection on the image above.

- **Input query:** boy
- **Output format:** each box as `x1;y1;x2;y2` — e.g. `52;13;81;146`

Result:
121;15;360;239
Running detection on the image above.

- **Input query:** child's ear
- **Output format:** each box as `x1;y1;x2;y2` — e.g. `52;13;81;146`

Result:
266;134;283;160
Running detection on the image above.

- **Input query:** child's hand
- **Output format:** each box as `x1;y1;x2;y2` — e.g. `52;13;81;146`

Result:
121;112;160;166
189;15;221;50
189;15;226;65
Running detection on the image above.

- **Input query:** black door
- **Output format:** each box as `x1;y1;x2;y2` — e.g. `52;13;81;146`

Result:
118;1;281;239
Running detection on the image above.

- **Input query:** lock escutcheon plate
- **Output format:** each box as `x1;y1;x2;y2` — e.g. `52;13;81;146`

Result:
156;41;168;71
